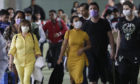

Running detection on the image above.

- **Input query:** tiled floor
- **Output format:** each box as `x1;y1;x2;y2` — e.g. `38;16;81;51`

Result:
42;43;140;84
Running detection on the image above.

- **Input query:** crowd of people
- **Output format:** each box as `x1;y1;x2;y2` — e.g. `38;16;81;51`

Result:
0;0;140;84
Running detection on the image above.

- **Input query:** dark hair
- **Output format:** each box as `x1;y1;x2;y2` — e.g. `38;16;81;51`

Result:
13;11;25;20
0;9;9;16
80;3;89;10
11;11;25;25
112;8;119;13
123;1;134;9
49;10;56;13
103;9;112;18
7;8;15;12
24;8;32;14
19;20;32;33
70;16;79;29
58;9;64;13
89;2;99;10
73;1;79;7
32;11;41;22
70;16;79;23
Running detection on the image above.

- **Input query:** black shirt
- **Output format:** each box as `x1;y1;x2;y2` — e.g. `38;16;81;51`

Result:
117;17;140;56
82;18;111;57
80;17;90;24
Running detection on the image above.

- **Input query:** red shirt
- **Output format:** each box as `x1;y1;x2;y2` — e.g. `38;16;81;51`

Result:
43;19;68;44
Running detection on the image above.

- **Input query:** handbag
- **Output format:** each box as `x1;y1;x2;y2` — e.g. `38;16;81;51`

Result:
35;56;46;68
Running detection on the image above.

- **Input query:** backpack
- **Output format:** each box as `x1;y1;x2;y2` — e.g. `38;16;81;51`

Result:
57;20;65;39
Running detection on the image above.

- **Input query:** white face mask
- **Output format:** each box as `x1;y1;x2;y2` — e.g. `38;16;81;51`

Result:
78;14;82;17
110;15;114;20
120;0;125;4
73;21;82;29
25;16;32;21
123;10;131;16
57;17;61;21
21;26;29;33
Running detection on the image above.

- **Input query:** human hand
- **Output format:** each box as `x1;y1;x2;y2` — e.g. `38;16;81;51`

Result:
54;33;61;38
77;48;84;56
57;58;62;65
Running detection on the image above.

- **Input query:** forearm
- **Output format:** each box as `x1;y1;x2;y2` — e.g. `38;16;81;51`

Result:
115;34;121;56
82;45;91;51
59;44;67;59
59;40;68;60
9;55;14;64
108;31;115;54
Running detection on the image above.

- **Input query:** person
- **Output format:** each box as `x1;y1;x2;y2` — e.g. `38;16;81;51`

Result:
102;0;115;18
79;3;90;84
115;0;126;16
79;3;90;23
71;1;79;14
32;11;46;53
0;33;8;80
57;16;91;84
0;9;10;34
8;20;41;84
43;9;68;84
82;2;115;84
3;10;25;53
3;10;25;84
115;1;140;84
58;9;65;18
61;14;70;28
87;0;93;5
7;8;15;22
24;8;41;40
24;0;46;20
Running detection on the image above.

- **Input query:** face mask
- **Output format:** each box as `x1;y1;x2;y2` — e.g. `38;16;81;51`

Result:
89;9;98;18
123;10;131;16
53;14;57;20
73;21;82;29
109;15;114;20
21;26;29;33
133;10;138;17
15;18;22;25
25;16;32;21
120;0;125;4
57;17;61;21
78;14;82;17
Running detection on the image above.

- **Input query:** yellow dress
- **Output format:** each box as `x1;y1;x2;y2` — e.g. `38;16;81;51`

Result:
64;29;89;84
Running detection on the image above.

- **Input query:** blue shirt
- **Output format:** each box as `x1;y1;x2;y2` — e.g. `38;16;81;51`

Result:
0;22;10;34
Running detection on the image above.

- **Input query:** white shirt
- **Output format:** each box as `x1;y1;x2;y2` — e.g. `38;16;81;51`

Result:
35;20;46;44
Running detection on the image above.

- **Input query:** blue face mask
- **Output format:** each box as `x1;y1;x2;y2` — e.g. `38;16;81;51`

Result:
89;10;98;18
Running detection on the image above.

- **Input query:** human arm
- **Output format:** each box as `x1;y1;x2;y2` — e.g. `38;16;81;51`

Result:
78;32;91;56
8;35;17;71
115;30;121;60
57;31;69;64
33;34;42;57
54;20;68;38
107;31;115;59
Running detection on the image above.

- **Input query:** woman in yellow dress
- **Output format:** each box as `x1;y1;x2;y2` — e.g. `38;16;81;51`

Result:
57;16;91;84
8;20;41;84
